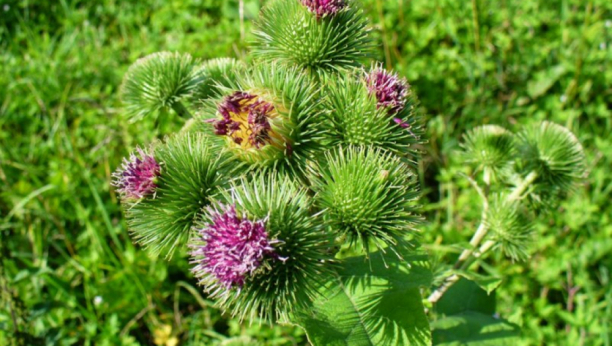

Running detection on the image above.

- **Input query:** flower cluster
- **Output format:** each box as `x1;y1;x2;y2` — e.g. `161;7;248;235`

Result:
366;67;410;115
209;91;278;149
191;204;277;289
112;148;161;199
301;0;346;18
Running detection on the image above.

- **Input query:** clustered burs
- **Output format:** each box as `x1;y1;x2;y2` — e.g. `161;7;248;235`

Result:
301;0;347;18
209;91;277;149
191;204;277;289
112;148;161;199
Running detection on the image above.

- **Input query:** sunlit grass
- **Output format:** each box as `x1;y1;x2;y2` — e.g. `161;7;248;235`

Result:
1;0;611;344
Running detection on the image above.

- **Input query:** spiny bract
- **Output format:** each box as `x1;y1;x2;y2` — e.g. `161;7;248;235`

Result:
253;0;372;73
201;63;325;171
190;173;335;322
124;133;233;258
120;51;201;120
310;146;421;256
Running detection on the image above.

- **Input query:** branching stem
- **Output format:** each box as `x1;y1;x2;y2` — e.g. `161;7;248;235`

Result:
507;171;538;203
180;118;199;133
171;101;192;118
428;171;539;305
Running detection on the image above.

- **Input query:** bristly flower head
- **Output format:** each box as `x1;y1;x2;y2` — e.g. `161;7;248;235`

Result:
190;173;335;322
366;65;410;115
120;52;201;120
125;133;232;259
209;91;280;150
253;0;372;73
112;148;161;200
201;63;324;170
310;146;421;256
301;0;347;18
324;72;423;156
191;204;277;289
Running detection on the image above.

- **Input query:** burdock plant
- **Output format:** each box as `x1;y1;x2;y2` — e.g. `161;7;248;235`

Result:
113;0;587;344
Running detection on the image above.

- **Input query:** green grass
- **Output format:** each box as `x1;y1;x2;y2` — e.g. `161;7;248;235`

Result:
1;0;611;345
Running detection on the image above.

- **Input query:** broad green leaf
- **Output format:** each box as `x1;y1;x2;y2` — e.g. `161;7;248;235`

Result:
295;252;432;346
527;65;566;99
433;278;522;345
436;278;496;316
453;271;502;295
431;311;521;346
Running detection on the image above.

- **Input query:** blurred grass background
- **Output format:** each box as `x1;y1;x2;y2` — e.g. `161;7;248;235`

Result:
1;0;611;345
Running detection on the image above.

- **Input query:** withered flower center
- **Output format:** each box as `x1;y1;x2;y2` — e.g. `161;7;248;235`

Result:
210;92;284;150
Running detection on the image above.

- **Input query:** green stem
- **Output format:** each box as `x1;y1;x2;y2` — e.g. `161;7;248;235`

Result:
507;171;538;202
171;101;193;119
471;0;481;53
180;118;199;133
428;171;539;305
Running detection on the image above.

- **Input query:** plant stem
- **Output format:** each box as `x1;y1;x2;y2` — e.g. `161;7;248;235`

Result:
171;101;192;118
472;0;480;53
471;0;481;53
507;171;538;202
452;174;490;270
180;118;199;133
428;171;539;305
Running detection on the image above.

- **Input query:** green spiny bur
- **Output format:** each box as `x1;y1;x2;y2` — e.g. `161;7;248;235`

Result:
311;146;421;256
253;0;373;74
125;132;235;258
191;58;245;102
516;121;586;192
191;172;335;322
200;63;327;174
461;125;516;184
120;51;201;120
485;194;533;261
324;72;424;157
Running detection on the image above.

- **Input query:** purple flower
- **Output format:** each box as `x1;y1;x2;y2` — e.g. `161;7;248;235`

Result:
366;66;410;115
301;0;346;18
394;117;418;138
207;91;278;149
191;205;277;289
112;148;161;199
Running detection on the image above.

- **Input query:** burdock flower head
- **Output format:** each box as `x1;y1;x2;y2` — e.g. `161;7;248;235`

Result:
191;204;277;290
366;65;410;115
301;0;347;18
204;64;324;170
190;173;335;322
112;148;161;200
210;91;280;150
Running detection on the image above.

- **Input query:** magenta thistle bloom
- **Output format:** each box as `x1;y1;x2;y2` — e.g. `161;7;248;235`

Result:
112;148;161;199
301;0;346;18
366;66;410;115
191;205;277;289
207;91;280;149
394;117;418;138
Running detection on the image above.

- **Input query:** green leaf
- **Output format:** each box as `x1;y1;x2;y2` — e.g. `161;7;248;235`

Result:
433;279;521;345
526;65;566;100
295;252;432;346
431;311;521;346
436;278;495;316
452;271;502;295
28;301;65;320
